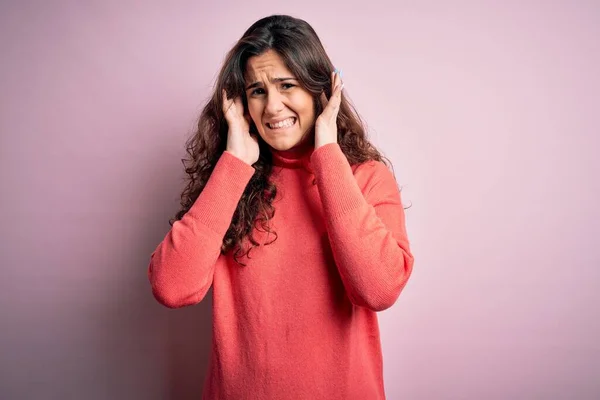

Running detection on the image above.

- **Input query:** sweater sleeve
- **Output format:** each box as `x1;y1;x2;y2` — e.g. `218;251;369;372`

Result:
310;143;415;312
148;151;256;308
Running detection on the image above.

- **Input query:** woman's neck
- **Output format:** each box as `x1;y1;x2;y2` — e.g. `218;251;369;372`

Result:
270;136;315;169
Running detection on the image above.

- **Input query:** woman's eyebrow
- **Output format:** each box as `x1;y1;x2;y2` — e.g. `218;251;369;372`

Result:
245;77;296;90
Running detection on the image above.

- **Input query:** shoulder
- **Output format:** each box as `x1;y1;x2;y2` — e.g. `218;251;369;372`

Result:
351;159;398;196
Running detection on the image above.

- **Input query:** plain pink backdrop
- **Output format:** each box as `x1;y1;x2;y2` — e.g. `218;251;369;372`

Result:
1;1;598;399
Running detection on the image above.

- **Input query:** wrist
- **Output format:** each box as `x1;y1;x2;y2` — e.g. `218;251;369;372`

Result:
314;139;337;150
224;150;254;167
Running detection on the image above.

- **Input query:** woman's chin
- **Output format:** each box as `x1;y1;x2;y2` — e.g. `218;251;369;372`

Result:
265;133;313;152
267;138;298;151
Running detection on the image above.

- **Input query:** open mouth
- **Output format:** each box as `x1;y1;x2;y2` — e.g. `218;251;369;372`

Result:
266;117;297;130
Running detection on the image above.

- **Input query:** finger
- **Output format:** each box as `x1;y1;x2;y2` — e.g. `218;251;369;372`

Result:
334;70;343;92
319;90;328;110
332;69;342;91
332;70;338;91
329;83;343;114
244;113;255;132
222;88;232;104
234;95;244;113
222;89;233;115
322;82;343;118
329;70;342;94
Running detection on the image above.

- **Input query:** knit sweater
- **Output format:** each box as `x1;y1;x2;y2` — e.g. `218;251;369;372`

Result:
148;142;414;400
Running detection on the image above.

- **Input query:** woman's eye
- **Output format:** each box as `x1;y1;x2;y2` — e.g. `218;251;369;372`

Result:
250;84;294;96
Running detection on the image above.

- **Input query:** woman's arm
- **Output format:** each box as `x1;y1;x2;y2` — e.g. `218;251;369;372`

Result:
310;143;415;312
148;151;256;308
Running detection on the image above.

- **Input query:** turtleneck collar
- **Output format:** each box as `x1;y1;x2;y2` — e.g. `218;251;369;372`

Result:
270;138;315;173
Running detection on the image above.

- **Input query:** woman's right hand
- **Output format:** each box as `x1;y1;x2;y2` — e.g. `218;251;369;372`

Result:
222;89;259;166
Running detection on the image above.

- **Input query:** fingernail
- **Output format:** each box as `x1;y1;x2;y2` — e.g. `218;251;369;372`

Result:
333;68;338;74
339;69;343;78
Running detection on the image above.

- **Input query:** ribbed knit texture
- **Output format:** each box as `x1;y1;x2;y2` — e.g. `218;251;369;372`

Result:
148;143;415;399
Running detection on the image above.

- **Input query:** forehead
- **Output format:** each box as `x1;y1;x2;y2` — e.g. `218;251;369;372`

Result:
245;50;294;81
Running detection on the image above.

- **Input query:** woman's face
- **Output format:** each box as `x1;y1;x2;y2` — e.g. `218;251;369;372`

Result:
244;49;315;151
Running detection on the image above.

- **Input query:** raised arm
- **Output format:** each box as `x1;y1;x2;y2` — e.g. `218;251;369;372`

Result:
311;143;415;312
148;151;255;308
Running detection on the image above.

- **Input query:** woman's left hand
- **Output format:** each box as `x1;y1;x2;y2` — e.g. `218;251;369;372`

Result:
315;69;344;149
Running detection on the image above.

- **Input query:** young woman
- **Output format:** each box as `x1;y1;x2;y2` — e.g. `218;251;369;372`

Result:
148;14;415;400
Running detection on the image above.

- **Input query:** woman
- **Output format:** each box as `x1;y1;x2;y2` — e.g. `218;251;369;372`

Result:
148;14;415;400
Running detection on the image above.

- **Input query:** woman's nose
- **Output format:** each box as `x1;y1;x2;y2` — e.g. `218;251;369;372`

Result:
265;91;285;116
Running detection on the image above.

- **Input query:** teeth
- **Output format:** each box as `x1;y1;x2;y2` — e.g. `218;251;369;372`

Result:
268;117;295;129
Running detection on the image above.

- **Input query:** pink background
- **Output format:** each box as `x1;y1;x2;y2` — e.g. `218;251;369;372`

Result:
1;1;598;399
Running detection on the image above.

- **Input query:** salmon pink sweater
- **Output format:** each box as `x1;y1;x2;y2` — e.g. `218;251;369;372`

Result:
148;142;414;399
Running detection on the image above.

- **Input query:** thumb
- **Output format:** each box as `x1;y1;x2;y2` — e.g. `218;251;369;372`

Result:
222;89;233;119
245;113;257;132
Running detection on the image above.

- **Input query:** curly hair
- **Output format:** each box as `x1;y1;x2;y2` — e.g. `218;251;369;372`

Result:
171;14;395;266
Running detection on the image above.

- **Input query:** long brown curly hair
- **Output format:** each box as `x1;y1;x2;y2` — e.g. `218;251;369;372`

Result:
171;14;395;266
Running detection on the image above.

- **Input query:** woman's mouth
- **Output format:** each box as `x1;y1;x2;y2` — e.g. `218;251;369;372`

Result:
266;117;297;130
